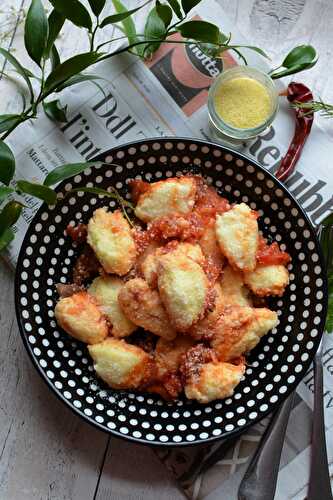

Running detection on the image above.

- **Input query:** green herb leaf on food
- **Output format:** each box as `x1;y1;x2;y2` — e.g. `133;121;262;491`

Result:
0;140;15;185
43;99;68;122
177;20;220;44
16;180;57;205
50;0;92;30
69;186;134;209
24;0;49;67
43;162;100;186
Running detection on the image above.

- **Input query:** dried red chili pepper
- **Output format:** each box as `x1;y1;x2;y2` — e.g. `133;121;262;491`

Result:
275;82;314;182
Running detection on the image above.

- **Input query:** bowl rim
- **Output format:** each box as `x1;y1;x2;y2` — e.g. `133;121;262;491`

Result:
14;136;328;447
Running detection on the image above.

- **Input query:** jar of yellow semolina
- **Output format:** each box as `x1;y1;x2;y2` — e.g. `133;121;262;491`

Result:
207;66;278;145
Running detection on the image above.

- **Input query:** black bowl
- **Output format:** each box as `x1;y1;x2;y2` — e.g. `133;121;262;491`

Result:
15;137;327;446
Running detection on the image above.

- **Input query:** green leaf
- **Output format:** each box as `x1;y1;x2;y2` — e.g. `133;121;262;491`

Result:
143;6;167;57
43;100;68;122
0;228;14;252
50;0;92;29
43;162;99;186
282;45;317;68
0;114;22;134
166;0;182;18
46;9;65;56
50;44;61;71
0;201;23;235
24;0;49;66
0;140;15;185
231;44;270;60
319;213;333;332
16;180;57;205
181;0;201;14
0;186;14;202
177;20;220;44
156;1;173;27
88;0;106;17
270;60;317;79
44;52;101;93
111;0;143;55
69;186;133;209
55;72;104;92
100;0;150;28
0;48;34;102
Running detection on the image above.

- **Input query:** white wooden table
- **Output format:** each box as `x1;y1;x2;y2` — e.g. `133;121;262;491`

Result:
0;1;332;498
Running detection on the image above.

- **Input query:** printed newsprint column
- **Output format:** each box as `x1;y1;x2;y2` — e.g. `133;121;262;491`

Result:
2;0;333;498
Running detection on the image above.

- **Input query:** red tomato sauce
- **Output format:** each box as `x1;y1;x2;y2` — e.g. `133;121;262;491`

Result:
257;237;291;265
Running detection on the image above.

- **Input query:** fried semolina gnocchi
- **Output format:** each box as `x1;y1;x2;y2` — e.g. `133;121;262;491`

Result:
146;336;195;399
155;335;195;379
211;306;278;361
215;203;259;272
55;291;108;344
87;208;136;275
133;176;197;223
180;344;245;403
88;276;137;338
118;278;177;340
185;361;245;404
220;265;252;307
57;174;292;404
140;241;204;288
88;338;153;390
157;251;210;331
189;283;224;340
198;223;224;271
244;264;289;297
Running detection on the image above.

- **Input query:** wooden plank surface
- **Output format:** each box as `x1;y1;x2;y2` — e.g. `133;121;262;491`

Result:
0;0;332;499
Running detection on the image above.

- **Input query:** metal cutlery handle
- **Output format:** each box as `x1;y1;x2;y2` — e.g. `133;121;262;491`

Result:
238;392;295;500
307;344;332;500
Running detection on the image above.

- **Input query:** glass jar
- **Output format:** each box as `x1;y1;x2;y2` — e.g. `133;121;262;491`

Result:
207;66;278;146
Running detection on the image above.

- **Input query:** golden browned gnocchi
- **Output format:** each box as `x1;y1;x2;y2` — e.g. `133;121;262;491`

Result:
88;276;137;338
55;291;108;344
211;306;278;361
87;208;136;275
215;203;259;272
118;278;177;340
244;264;289;297
56;174;290;404
88;338;152;389
134;176;197;222
157;251;210;331
184;361;245;404
220;265;252;307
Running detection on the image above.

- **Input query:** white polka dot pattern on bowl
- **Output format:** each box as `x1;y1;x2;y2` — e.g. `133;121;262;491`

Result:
15;138;327;446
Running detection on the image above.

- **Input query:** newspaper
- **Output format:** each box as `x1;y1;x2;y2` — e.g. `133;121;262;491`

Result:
3;1;333;498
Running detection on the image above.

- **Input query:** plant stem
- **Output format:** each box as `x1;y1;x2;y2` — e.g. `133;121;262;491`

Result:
90;19;100;52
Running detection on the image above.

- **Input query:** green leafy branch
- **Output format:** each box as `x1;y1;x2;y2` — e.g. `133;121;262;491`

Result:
0;0;319;252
